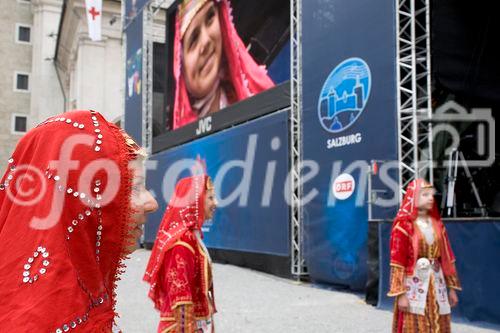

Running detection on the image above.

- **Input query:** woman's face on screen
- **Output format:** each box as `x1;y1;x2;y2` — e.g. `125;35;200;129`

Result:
182;1;223;99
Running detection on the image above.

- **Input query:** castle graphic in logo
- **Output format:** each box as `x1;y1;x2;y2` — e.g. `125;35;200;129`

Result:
318;58;371;133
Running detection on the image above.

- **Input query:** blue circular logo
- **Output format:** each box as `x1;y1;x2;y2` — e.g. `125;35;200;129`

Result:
318;58;371;133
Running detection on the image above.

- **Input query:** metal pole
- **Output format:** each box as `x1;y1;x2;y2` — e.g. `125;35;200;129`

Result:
290;0;307;278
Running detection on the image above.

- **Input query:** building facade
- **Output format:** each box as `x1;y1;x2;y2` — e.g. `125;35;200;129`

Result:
55;0;124;125
0;0;127;172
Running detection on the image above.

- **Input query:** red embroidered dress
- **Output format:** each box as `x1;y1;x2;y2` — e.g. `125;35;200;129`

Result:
388;179;461;333
144;175;216;333
0;110;139;332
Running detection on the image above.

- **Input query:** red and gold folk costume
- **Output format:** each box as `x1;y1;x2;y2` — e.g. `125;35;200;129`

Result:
144;175;216;333
388;179;461;333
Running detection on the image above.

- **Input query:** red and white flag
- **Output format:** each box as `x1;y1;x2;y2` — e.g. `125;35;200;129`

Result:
85;0;102;41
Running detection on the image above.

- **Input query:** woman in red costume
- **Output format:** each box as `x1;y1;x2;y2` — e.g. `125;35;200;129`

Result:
388;178;461;332
0;110;158;332
144;174;218;333
172;0;275;129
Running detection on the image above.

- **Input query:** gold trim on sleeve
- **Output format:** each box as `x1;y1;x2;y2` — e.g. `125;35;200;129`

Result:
173;241;196;255
160;323;177;333
395;225;409;238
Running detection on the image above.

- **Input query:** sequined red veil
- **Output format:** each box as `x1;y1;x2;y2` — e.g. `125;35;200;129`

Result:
0;110;137;332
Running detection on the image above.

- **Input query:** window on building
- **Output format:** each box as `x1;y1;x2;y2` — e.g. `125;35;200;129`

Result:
12;115;28;134
16;24;31;43
14;72;30;92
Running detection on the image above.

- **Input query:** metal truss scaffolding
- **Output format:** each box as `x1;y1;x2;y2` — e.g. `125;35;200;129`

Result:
142;4;154;154
290;0;307;278
396;0;433;200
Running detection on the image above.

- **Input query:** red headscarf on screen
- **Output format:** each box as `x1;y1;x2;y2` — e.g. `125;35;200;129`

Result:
0;110;139;332
172;0;275;129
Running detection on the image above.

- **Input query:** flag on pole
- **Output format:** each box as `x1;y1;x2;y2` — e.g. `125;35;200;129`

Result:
85;0;102;41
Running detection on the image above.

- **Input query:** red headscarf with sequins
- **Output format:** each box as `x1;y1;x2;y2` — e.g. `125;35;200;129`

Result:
172;0;275;129
143;175;209;309
0;110;138;332
389;178;457;277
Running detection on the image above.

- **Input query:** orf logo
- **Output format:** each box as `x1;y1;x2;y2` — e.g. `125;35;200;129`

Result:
318;58;371;133
332;173;355;200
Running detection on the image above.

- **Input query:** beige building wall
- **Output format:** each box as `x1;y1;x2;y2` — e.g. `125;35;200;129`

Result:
30;0;65;124
0;0;34;172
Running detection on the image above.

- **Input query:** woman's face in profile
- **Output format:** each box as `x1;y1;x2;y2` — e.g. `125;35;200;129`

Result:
182;1;223;99
127;159;158;254
204;186;218;220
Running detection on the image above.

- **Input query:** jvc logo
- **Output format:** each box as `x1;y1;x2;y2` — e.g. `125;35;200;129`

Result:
196;117;212;136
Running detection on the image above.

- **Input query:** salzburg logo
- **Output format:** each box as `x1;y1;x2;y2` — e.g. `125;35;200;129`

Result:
318;58;371;133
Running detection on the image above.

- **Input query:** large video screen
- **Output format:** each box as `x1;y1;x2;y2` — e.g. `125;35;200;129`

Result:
153;0;290;151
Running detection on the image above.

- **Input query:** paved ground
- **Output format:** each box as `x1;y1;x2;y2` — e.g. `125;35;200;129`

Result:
116;249;498;333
